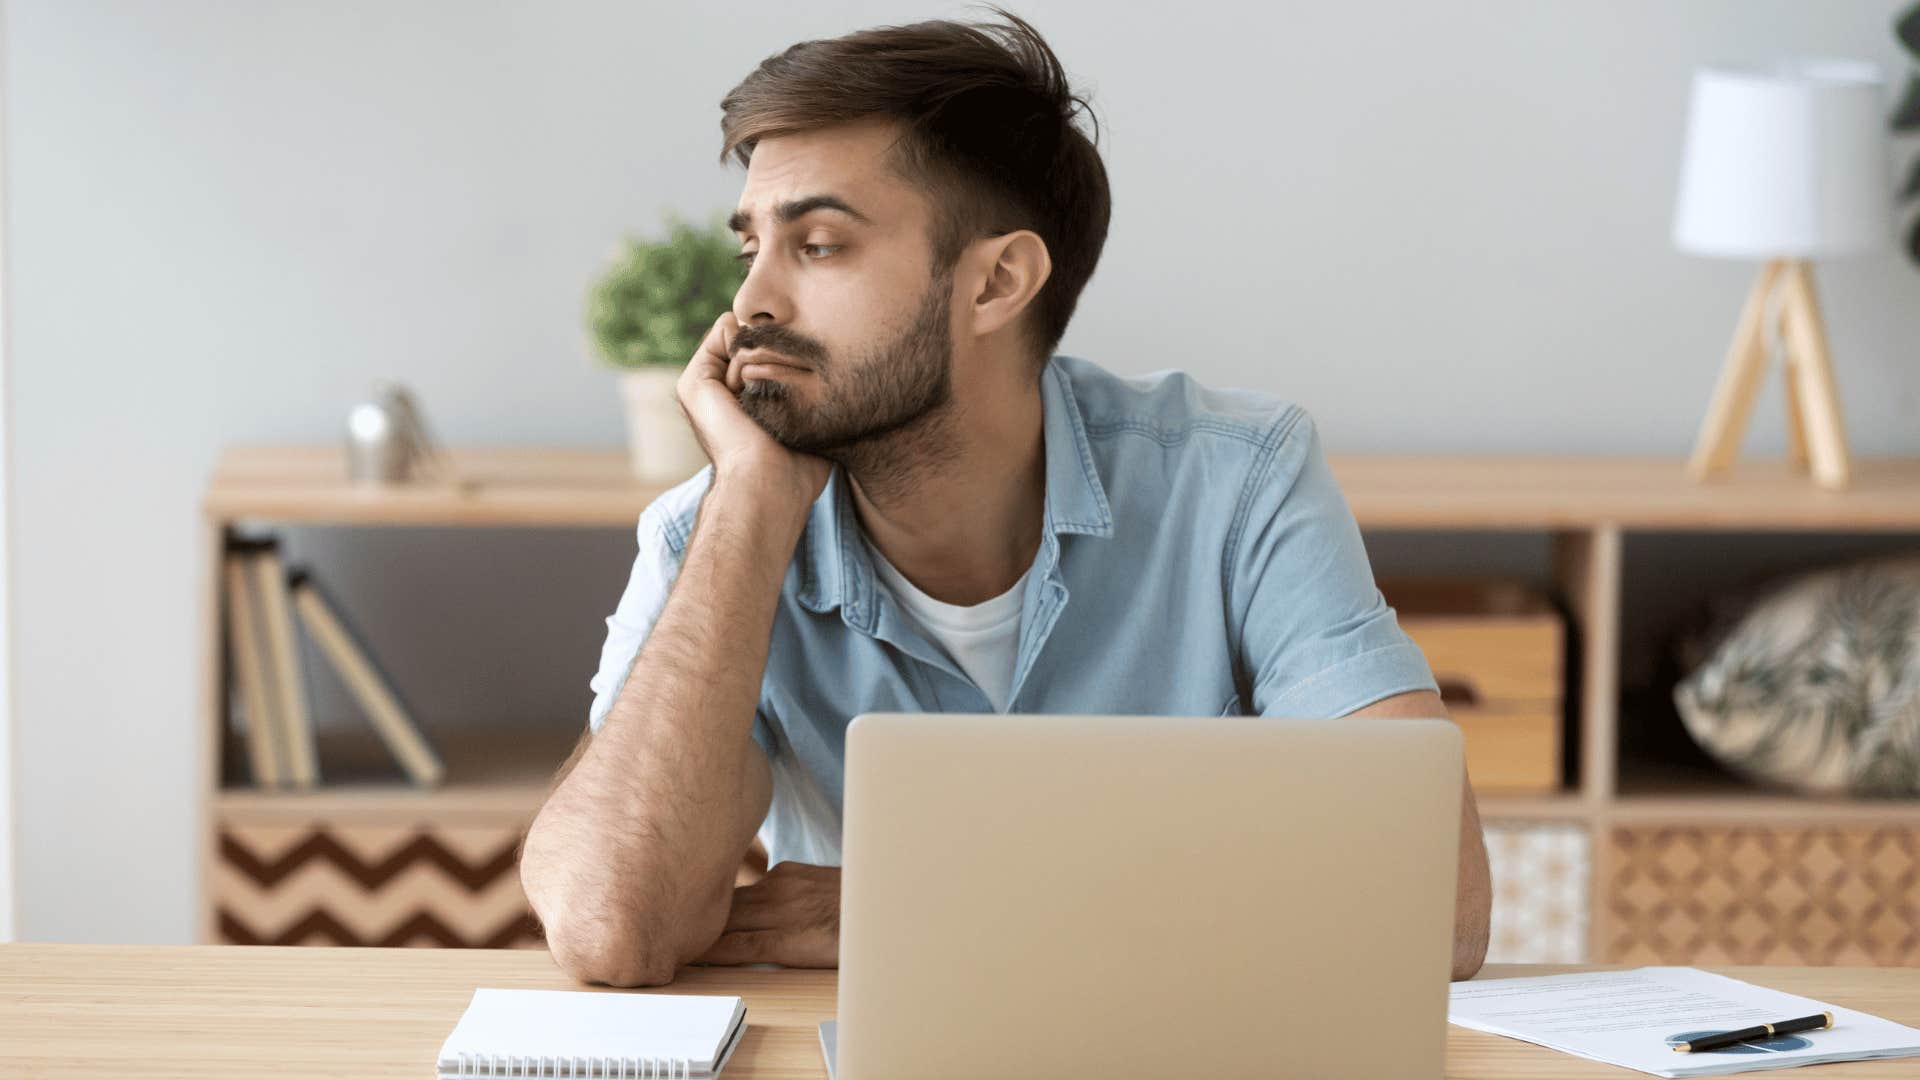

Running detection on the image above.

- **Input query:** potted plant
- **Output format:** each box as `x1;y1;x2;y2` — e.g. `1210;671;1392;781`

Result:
587;209;747;482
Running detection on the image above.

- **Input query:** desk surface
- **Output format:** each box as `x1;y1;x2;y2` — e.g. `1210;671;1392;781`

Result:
5;945;1920;1078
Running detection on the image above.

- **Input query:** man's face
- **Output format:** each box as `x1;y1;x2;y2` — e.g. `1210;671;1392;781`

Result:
726;118;956;457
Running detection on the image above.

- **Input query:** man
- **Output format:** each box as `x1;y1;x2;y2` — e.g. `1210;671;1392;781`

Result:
520;9;1490;988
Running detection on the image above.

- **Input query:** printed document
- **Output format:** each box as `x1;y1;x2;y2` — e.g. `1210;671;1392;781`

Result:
1449;967;1920;1077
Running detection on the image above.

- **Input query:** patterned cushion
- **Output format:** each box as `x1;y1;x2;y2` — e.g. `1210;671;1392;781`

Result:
1674;554;1920;796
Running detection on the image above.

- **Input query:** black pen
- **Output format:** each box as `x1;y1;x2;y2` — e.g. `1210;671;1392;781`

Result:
1673;1012;1834;1053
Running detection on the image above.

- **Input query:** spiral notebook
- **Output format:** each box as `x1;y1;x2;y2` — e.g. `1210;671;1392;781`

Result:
436;988;746;1078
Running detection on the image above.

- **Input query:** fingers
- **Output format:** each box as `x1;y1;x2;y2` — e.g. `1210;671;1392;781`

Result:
681;311;736;387
675;312;752;460
719;879;781;931
716;860;835;931
696;928;778;966
720;315;747;394
697;862;842;968
695;927;838;969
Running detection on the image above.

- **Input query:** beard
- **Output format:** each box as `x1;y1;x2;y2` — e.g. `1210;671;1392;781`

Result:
734;271;955;461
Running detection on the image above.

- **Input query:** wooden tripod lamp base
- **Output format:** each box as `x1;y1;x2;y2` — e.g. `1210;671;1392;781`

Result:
1687;258;1852;490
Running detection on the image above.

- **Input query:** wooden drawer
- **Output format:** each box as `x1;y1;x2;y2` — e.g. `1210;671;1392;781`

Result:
1383;579;1565;794
1603;824;1920;965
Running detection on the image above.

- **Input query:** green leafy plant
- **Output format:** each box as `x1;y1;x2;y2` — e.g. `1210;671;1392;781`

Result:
1897;3;1920;263
587;210;747;369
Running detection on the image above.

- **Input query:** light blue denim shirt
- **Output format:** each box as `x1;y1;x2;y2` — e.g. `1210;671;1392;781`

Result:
588;355;1439;867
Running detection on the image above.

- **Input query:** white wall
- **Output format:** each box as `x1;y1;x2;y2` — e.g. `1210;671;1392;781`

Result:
6;0;1919;943
0;0;13;944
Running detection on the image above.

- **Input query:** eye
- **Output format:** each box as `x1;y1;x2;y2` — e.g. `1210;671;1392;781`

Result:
734;244;841;266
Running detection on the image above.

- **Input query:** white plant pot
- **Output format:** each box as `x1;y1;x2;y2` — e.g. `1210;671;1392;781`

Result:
618;368;708;484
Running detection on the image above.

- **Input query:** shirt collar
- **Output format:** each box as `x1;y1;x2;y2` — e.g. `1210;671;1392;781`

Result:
796;356;1113;623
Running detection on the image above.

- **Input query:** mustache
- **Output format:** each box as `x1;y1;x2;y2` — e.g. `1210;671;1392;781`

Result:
730;324;826;367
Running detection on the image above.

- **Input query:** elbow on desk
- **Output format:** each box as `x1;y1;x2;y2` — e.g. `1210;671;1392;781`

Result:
550;926;682;989
536;902;684;988
520;860;684;986
520;836;686;987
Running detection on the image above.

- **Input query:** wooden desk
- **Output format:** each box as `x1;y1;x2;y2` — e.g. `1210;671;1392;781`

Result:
6;945;1919;1077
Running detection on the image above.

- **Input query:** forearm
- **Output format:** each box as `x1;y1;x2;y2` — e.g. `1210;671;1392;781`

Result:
523;475;801;984
1338;689;1491;980
1450;774;1492;981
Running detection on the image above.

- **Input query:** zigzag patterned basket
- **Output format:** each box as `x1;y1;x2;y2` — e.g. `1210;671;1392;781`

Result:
215;822;543;949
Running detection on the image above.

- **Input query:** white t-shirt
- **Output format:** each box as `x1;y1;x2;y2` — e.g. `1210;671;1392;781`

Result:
866;541;1031;712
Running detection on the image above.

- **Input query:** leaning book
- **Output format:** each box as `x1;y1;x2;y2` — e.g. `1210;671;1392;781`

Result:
289;569;445;787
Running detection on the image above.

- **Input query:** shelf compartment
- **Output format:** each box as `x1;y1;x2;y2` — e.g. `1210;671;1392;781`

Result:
1385;577;1565;795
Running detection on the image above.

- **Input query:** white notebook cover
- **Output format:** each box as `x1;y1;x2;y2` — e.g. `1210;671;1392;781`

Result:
437;988;746;1078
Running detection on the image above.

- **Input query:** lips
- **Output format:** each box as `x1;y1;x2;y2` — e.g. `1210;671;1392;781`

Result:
736;350;808;371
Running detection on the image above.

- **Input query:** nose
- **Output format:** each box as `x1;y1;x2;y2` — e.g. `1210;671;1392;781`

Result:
732;254;792;330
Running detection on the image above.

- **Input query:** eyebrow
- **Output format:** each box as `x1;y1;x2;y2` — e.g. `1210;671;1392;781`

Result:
728;194;873;235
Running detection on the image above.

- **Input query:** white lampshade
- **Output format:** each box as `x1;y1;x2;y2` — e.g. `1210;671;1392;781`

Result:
1672;59;1894;259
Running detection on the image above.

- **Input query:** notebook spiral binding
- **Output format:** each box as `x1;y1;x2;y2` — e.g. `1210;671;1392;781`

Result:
450;1052;694;1078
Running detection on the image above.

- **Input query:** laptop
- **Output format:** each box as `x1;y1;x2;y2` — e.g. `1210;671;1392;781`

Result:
823;713;1464;1079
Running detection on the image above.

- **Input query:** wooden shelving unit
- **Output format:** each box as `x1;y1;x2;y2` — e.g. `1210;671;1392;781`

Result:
197;446;1920;961
196;447;675;949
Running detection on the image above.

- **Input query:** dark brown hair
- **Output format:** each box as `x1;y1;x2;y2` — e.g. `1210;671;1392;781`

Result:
719;6;1111;364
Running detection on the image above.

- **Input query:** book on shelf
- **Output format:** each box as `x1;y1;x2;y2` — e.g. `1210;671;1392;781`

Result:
289;568;445;787
221;534;443;790
250;538;321;788
222;541;286;787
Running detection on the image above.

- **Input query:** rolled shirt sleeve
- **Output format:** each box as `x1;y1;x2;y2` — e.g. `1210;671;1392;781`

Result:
1228;407;1439;718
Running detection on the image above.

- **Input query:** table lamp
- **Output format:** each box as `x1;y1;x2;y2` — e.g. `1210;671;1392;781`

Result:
1674;59;1894;490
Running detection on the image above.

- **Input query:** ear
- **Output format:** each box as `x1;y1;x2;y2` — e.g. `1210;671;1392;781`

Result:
962;229;1052;342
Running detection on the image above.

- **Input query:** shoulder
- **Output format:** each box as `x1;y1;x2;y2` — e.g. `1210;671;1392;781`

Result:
1050;354;1310;455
